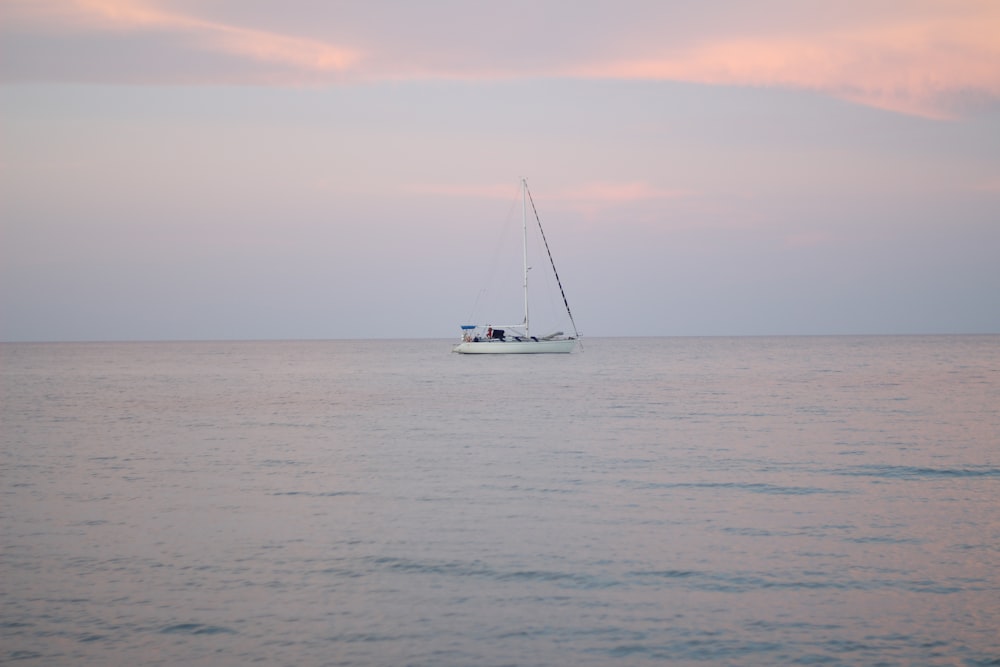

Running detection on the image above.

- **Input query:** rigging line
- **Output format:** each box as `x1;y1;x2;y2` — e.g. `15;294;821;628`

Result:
467;187;521;324
524;181;582;347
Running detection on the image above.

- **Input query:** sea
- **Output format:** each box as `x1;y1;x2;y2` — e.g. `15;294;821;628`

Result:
1;336;998;666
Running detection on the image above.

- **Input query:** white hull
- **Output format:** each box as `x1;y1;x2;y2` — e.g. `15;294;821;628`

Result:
453;338;576;354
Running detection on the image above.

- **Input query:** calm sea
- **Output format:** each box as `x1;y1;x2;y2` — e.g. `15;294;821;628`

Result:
2;336;998;666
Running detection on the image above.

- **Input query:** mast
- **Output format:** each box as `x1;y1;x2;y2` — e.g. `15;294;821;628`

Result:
521;177;530;336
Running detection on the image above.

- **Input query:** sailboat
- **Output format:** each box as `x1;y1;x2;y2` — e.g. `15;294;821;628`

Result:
453;178;580;354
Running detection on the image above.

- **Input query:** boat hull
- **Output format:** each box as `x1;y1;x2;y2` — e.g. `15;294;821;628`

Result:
452;339;576;354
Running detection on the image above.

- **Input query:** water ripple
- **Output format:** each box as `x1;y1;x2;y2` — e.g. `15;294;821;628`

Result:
159;623;237;635
845;465;1000;479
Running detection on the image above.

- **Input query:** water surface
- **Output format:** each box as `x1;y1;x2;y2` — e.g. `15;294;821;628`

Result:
2;336;998;665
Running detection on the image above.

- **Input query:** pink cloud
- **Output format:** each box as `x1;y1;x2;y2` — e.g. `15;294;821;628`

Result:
553;182;691;203
966;176;1000;193
575;10;1000;120
403;183;522;199
405;181;690;204
401;180;694;226
546;182;695;224
5;1;997;118
9;0;359;76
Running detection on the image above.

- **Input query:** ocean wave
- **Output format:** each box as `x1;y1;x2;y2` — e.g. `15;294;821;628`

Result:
159;623;237;635
844;465;1000;479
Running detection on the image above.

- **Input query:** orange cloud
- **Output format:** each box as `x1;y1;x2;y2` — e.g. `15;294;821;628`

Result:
576;10;1000;120
6;1;997;118
60;0;360;75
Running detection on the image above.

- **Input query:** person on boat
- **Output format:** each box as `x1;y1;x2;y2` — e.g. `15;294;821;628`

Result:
486;327;492;340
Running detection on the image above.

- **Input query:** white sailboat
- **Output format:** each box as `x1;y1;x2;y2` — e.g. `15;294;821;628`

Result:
453;178;580;354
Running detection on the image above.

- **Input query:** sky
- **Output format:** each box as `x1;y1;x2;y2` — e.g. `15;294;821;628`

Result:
1;0;999;341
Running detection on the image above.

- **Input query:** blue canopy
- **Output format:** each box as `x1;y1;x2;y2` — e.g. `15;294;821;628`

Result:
460;325;477;330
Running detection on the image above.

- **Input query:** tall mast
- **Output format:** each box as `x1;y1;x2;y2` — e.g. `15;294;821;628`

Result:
521;177;530;336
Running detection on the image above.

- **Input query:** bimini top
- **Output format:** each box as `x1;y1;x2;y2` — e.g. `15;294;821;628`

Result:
460;325;477;330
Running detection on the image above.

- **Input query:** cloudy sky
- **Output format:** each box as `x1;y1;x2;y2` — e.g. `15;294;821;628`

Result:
2;0;998;341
